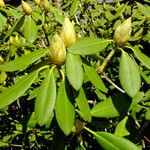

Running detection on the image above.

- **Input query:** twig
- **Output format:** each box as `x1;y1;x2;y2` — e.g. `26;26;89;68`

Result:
74;14;86;35
10;144;22;147
143;136;150;143
98;49;115;73
85;9;97;37
102;73;125;93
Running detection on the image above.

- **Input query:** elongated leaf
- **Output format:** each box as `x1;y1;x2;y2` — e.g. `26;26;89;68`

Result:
131;46;150;69
0;49;48;72
0;13;7;32
136;2;150;16
145;108;150;120
119;51;141;97
69;0;79;16
66;53;83;90
35;69;56;126
55;81;75;135
91;94;130;118
50;6;64;24
94;131;140;150
114;117;129;137
23;16;37;43
75;88;91;122
113;3;127;20
83;63;108;93
0;71;38;109
129;92;144;110
75;144;86;150
68;37;110;55
2;15;25;42
27;112;37;128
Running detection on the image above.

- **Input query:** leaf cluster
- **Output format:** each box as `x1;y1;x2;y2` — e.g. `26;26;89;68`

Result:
0;0;150;149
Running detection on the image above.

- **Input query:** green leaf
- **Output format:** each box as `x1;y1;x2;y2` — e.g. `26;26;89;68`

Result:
68;37;110;55
66;53;83;90
129;92;144;110
0;49;48;72
50;6;64;24
83;63;108;93
94;131;140;150
91;94;130;118
0;71;38;109
131;46;150;69
113;3;127;20
2;15;25;42
27;112;37;128
0;13;7;32
55;80;75;135
136;2;150;16
119;51;141;97
69;0;79;16
145;108;150;120
23;16;37;43
75;144;86;150
114;116;129;137
35;69;56;126
75;88;91;122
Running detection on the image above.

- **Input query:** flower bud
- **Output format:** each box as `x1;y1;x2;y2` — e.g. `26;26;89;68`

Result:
113;17;132;47
0;0;5;7
42;0;50;12
35;0;41;5
9;35;20;45
0;56;4;64
60;17;76;48
22;1;33;15
49;33;66;66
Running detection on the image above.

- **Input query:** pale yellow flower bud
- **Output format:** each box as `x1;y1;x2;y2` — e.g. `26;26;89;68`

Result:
22;1;33;15
60;17;76;48
0;56;4;64
35;0;41;5
42;0;50;12
113;17;132;47
49;33;66;66
0;0;5;7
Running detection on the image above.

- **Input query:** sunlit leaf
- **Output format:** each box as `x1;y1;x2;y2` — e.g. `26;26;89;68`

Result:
0;13;7;32
119;51;141;97
66;53;83;90
94;131;140;150
69;0;79;16
0;71;38;109
136;2;150;16
83;63;108;93
35;69;56;126
68;37;110;55
75;87;91;122
55;80;75;135
91;94;130;118
114;117;129;137
131;46;150;69
2;15;25;42
0;49;48;72
23;16;37;43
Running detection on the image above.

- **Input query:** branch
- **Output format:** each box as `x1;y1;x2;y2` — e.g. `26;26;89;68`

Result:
102;73;125;93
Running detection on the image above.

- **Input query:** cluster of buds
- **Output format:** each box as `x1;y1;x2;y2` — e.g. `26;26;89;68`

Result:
113;17;132;47
49;17;76;66
9;35;21;46
0;0;5;7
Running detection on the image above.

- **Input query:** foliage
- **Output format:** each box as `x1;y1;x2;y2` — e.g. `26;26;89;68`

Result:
0;0;150;149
